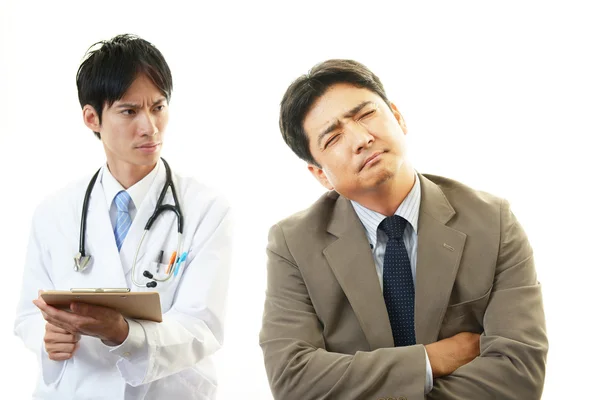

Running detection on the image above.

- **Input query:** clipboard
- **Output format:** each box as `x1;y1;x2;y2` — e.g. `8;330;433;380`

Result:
40;288;162;322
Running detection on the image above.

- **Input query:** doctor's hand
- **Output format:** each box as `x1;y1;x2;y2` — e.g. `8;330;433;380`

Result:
33;296;130;346
44;323;81;361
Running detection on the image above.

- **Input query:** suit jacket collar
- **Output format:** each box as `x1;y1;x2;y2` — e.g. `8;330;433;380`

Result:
323;173;467;348
350;173;421;250
414;174;466;344
324;194;394;349
417;173;455;225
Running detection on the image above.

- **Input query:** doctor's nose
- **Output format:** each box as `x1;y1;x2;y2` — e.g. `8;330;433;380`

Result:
137;111;159;136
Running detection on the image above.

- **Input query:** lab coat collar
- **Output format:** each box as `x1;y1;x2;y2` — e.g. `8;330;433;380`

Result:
83;178;129;288
117;161;170;277
86;160;170;281
100;162;160;212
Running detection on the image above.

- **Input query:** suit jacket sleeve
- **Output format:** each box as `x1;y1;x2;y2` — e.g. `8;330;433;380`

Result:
260;224;428;400
428;200;548;399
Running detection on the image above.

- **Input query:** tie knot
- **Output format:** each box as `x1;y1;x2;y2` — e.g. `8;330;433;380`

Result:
379;215;407;240
114;190;132;212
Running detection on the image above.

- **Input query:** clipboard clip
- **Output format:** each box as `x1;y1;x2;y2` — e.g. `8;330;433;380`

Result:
70;288;131;293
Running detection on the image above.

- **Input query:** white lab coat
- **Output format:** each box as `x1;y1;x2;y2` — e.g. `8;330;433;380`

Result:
14;161;233;400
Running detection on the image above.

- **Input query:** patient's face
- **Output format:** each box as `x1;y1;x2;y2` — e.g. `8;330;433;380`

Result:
303;83;409;199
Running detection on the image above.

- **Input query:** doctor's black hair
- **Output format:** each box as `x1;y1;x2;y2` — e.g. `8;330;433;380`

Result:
76;34;173;139
279;59;391;168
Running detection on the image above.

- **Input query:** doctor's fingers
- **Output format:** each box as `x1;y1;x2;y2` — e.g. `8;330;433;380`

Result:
40;307;95;335
46;321;77;335
45;340;79;355
39;310;76;334
46;343;80;361
47;352;75;361
45;332;81;347
70;302;119;319
36;291;47;305
45;324;81;342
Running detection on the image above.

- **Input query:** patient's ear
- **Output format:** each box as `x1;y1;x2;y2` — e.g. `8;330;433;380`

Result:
390;102;408;134
308;164;334;190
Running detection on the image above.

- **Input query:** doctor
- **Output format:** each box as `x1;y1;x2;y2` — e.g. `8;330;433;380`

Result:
14;34;233;399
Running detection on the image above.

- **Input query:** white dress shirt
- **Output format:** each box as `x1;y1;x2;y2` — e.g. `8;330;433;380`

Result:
351;174;434;394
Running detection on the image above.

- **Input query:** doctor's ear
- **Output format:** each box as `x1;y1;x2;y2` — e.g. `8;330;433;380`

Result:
390;102;408;134
308;164;334;190
82;105;101;133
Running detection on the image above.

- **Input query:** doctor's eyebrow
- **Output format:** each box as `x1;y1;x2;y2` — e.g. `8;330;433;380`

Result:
317;101;374;147
114;98;167;109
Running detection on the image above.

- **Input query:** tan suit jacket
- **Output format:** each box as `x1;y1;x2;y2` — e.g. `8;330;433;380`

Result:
260;174;548;400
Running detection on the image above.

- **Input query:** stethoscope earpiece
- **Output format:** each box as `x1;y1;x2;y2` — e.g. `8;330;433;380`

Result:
146;281;158;288
143;270;154;279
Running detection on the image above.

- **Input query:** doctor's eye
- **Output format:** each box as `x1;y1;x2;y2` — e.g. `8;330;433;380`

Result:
154;105;166;112
121;109;136;116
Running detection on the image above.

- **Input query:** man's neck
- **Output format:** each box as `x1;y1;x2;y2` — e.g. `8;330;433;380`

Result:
352;165;416;216
106;161;157;189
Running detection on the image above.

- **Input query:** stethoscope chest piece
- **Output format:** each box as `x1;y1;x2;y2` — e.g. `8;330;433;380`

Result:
74;252;92;272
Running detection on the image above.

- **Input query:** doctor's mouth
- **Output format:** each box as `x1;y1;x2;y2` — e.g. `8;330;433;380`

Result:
136;142;162;154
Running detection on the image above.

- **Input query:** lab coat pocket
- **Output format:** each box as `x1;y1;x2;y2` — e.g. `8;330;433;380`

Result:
144;261;180;312
148;260;171;275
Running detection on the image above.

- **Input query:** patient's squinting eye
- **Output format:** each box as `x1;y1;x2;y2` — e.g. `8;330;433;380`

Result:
325;134;341;149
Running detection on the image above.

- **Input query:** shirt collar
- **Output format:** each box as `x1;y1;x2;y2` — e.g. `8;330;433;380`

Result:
100;162;160;210
351;173;421;247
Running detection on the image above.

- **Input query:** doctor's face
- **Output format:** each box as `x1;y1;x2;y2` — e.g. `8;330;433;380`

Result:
303;83;410;199
84;74;169;170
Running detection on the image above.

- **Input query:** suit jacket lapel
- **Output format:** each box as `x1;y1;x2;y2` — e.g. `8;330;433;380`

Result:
323;194;395;350
414;174;467;344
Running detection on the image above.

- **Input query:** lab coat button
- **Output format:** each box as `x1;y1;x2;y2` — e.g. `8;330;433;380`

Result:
123;352;131;358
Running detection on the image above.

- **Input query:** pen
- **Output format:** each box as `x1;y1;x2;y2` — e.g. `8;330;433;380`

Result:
156;250;164;272
174;252;188;277
166;251;177;274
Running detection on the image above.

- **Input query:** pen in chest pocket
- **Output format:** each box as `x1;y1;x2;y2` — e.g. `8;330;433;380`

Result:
166;251;177;274
173;252;188;277
155;250;164;272
152;249;189;276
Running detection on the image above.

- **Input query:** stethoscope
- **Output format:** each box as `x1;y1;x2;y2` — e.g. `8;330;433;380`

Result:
73;158;184;288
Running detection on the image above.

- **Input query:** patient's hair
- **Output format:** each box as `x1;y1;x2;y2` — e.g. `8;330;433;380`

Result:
76;34;173;139
279;59;391;167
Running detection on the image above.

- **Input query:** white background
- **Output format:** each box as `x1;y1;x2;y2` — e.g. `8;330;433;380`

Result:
1;1;598;398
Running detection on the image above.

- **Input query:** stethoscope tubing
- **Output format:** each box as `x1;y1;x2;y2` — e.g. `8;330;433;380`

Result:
78;169;101;259
77;158;183;287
